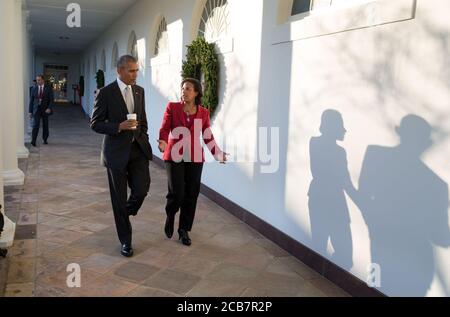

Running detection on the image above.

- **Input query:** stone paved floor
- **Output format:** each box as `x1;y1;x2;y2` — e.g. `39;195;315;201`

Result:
0;103;349;297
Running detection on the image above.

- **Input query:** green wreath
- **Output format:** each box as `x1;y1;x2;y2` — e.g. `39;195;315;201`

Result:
95;69;105;89
182;37;219;116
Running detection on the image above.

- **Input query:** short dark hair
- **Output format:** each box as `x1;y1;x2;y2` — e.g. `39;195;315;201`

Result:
181;78;203;106
117;55;138;68
36;75;45;80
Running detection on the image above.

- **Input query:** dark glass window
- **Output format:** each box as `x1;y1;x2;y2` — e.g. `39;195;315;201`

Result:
291;0;312;16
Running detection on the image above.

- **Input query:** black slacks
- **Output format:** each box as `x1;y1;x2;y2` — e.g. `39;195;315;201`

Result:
32;110;49;143
165;161;204;232
107;142;151;245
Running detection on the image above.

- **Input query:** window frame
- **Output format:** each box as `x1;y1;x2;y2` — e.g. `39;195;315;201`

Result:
290;0;313;18
111;42;119;70
128;31;139;60
274;0;417;45
198;0;230;43
150;15;171;67
155;17;169;57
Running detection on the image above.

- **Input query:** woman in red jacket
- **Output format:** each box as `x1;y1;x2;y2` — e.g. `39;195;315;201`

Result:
158;78;227;246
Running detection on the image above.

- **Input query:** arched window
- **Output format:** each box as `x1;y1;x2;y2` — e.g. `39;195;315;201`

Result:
128;31;138;59
198;0;230;43
111;42;118;69
101;49;106;71
155;17;169;56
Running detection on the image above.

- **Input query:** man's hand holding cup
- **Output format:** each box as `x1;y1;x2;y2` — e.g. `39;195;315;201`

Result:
119;114;138;132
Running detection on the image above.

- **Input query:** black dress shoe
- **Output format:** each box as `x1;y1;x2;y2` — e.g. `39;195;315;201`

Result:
178;229;192;246
164;216;175;239
43;140;48;145
121;244;134;257
31;142;36;147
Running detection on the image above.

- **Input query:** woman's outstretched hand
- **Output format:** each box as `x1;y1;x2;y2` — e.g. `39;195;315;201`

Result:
215;152;229;164
158;140;168;153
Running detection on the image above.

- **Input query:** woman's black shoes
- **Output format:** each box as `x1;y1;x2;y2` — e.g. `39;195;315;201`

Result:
164;216;175;238
178;229;192;246
121;244;134;258
165;219;192;246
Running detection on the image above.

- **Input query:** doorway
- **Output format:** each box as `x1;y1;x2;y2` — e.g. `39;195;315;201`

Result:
44;64;69;103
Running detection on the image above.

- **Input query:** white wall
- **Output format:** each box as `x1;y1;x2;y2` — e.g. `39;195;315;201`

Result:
82;0;450;296
280;0;450;296
23;14;35;140
34;53;80;103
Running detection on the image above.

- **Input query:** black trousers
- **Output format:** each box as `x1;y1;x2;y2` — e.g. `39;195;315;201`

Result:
165;161;204;232
107;142;151;245
32;110;49;143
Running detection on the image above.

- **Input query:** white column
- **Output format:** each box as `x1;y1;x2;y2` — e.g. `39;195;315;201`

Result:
26;25;35;141
0;90;17;250
0;129;16;249
0;135;16;249
23;9;32;143
15;0;29;159
0;0;25;186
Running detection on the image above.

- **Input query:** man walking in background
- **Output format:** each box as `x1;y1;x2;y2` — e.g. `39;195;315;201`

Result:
29;75;53;147
30;79;37;97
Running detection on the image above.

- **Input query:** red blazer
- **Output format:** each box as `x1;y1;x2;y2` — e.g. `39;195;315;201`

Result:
159;102;222;163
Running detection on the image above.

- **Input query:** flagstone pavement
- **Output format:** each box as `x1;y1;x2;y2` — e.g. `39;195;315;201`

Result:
0;103;349;297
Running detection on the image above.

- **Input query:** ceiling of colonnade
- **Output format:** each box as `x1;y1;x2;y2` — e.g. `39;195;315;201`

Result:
26;0;137;54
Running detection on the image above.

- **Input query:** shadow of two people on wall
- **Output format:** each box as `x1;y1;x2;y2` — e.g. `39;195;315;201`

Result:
308;110;450;296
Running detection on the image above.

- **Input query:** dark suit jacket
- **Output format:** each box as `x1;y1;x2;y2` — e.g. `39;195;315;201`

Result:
91;81;153;170
30;85;36;98
29;85;54;115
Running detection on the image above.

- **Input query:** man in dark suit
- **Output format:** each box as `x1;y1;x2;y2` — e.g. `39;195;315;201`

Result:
29;75;54;147
91;55;153;257
30;79;37;97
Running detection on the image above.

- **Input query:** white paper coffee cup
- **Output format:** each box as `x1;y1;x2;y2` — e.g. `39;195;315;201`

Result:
127;113;138;130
